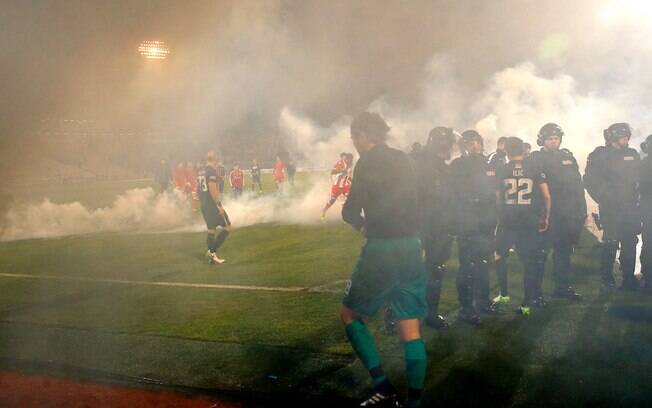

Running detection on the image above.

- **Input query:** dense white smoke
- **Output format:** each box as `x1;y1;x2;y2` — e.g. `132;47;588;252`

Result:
0;175;342;241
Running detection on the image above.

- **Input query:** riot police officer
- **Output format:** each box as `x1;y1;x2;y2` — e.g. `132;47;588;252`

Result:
640;135;652;290
449;130;499;325
382;127;456;333
584;123;641;291
531;123;586;300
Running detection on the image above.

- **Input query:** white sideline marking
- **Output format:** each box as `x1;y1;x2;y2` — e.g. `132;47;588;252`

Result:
0;273;310;293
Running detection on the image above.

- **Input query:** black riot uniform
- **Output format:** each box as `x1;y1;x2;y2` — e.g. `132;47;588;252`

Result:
640;136;652;289
449;130;499;324
584;123;641;291
530;124;586;299
416;127;457;329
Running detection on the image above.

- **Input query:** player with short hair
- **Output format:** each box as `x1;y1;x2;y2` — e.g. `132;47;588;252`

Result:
197;150;231;265
341;112;427;408
229;163;245;198
495;137;551;315
321;152;353;220
250;159;263;193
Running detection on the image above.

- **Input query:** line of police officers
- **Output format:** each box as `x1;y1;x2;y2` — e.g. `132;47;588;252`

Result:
390;122;652;329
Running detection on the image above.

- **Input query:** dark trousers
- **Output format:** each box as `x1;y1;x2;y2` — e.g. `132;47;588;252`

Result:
497;223;547;304
643;218;651;285
423;233;453;317
547;215;583;290
600;211;639;286
457;232;494;310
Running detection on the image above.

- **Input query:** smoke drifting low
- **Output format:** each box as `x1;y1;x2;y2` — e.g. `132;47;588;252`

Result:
0;176;337;242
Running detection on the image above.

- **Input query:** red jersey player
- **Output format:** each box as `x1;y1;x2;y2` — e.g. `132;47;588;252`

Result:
174;162;187;192
229;163;245;197
273;156;285;190
321;152;354;219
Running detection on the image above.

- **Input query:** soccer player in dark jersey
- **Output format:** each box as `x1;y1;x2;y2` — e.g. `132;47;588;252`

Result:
495;137;551;315
250;159;263;193
341;112;427;408
530;123;586;300
449;130;500;325
197;150;231;264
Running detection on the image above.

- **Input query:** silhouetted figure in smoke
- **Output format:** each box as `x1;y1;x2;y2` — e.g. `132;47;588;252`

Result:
409;142;422;161
197;150;231;265
640;135;652;290
449;130;500;325
585;123;641;292
286;160;296;186
488;136;508;167
155;159;171;192
321;152;353;220
216;159;227;193
341;112;427;408
530;123;586;300
250;159;263;193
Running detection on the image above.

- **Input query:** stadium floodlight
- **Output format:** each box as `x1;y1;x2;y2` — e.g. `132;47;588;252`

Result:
138;40;170;60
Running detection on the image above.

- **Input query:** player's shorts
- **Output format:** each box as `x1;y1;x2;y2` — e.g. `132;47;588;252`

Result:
495;222;545;260
330;184;350;200
343;237;427;320
201;205;230;230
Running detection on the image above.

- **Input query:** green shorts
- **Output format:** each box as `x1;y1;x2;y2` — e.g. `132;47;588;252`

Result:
342;237;427;320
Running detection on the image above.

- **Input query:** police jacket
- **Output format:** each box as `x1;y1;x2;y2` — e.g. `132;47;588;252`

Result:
530;148;586;220
449;153;498;235
584;145;640;213
640;156;652;222
415;152;452;236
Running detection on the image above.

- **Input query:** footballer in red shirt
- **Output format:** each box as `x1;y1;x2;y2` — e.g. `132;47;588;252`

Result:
229;163;245;197
321;152;353;219
273;157;285;190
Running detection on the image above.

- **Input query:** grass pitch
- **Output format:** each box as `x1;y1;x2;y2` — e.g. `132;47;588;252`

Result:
1;177;652;407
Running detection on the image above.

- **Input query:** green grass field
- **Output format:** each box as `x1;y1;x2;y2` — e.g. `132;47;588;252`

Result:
1;177;652;407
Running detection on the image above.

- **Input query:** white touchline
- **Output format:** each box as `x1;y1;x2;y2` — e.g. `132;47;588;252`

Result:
0;272;312;293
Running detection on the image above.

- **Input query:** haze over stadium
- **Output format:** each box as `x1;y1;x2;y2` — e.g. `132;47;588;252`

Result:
0;0;650;240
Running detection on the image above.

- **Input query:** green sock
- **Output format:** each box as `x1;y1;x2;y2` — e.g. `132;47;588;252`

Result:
405;339;427;408
345;320;386;387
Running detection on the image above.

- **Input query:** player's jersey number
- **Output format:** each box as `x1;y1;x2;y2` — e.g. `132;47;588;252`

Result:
198;175;208;192
504;178;533;205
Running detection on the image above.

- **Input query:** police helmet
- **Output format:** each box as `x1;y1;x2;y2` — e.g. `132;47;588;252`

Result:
537;123;564;146
603;123;632;143
426;126;456;152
